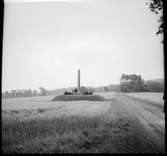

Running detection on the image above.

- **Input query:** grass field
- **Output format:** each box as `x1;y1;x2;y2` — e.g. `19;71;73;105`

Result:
2;92;164;153
125;92;164;106
2;95;110;121
3;115;132;153
2;93;113;153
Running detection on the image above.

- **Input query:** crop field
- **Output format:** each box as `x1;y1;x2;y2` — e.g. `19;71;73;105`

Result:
2;92;165;153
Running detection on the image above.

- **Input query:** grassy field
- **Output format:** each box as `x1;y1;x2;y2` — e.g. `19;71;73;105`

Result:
2;92;164;153
125;92;164;106
2;95;110;121
2;93;113;153
2;115;132;153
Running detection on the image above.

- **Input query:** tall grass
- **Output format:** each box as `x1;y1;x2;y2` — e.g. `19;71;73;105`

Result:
2;115;131;153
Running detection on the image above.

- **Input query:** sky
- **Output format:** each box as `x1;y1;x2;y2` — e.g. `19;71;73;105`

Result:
2;0;164;92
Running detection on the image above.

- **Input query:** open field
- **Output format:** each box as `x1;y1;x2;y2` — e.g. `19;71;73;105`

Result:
2;92;165;153
125;92;164;105
2;95;110;121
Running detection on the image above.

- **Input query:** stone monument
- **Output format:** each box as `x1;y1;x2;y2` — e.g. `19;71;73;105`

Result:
78;69;80;94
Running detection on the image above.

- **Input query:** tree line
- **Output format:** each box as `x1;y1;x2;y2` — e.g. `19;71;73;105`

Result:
2;87;49;99
120;74;144;92
2;74;164;98
120;74;164;92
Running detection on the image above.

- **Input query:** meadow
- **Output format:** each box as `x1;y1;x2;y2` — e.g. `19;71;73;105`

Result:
2;92;164;153
125;92;164;107
2;93;114;153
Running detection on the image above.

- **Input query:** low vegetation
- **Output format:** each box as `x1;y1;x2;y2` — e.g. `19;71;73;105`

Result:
52;95;106;101
125;92;164;106
2;115;131;153
120;74;164;92
2;92;164;153
2;76;164;99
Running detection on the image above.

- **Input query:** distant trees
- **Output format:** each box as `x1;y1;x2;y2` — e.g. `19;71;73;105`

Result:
2;89;39;99
2;87;51;98
2;79;164;99
39;87;48;96
104;86;109;92
120;74;144;92
93;85;120;92
120;74;164;92
143;80;164;92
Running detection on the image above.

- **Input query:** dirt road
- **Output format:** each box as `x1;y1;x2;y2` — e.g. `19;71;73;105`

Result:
106;92;165;153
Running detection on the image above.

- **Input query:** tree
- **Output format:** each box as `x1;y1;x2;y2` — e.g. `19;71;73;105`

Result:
143;80;164;92
39;87;48;96
5;91;9;98
147;0;163;35
11;90;17;97
2;92;5;98
27;89;33;96
33;90;38;96
104;86;109;92
120;74;144;92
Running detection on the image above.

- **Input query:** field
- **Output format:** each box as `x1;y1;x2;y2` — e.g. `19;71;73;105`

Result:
125;92;164;105
2;92;165;153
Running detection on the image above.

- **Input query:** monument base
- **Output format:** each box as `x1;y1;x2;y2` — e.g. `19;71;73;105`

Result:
52;95;105;101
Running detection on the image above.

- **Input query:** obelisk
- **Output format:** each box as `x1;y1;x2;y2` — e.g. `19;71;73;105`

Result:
78;69;80;94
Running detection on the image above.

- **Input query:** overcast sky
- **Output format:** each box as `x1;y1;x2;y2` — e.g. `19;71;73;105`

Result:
2;0;163;91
